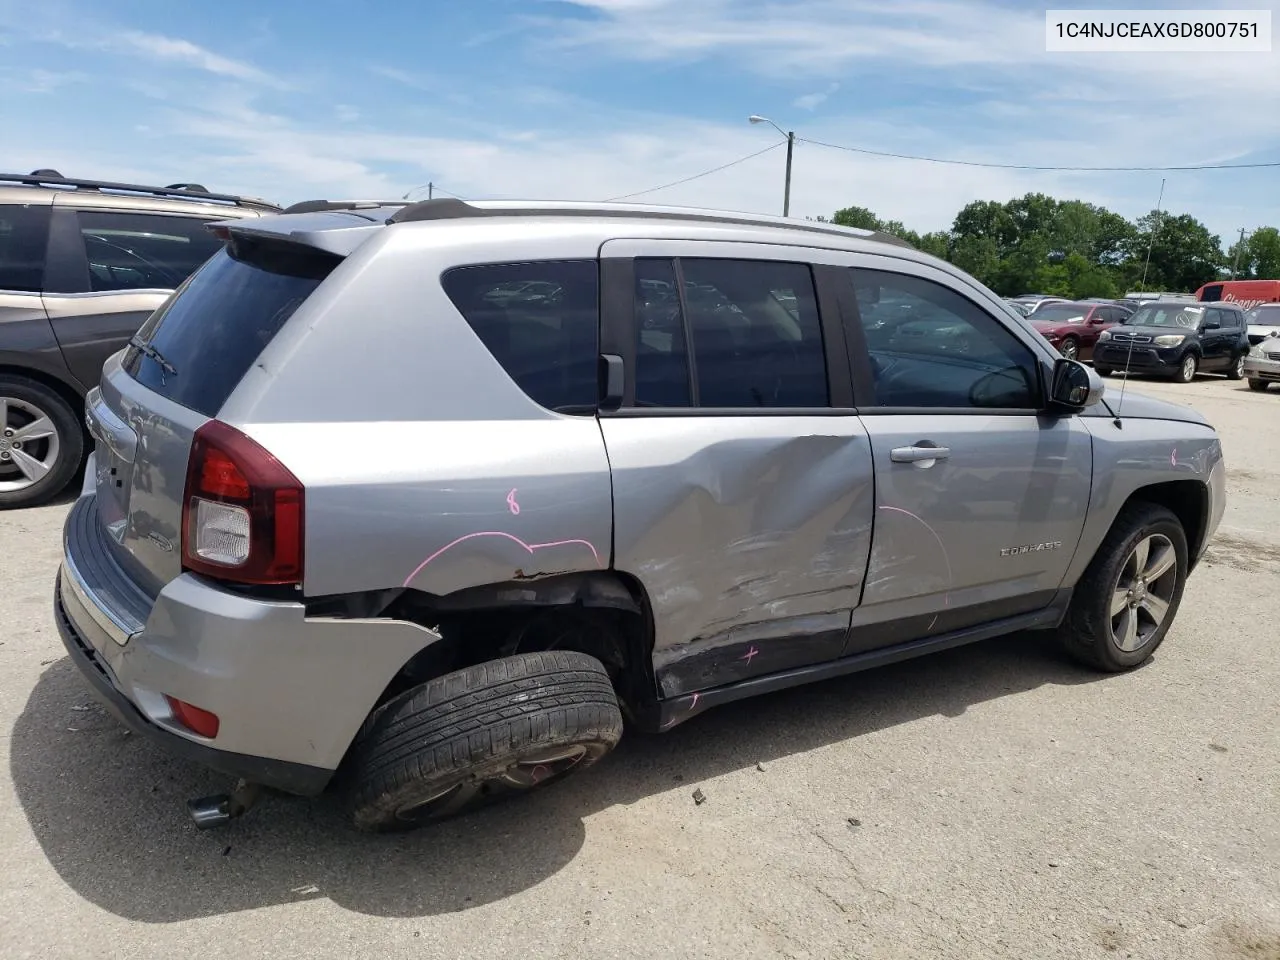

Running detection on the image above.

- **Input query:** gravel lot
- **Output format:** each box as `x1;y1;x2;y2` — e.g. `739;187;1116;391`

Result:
2;375;1277;960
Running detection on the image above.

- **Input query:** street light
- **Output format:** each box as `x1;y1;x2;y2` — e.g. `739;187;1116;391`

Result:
749;115;795;217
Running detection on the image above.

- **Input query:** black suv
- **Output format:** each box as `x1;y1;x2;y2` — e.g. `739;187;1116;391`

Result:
0;170;278;508
1093;300;1249;383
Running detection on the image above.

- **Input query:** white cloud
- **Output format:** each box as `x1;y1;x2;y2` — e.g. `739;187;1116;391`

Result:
33;25;285;88
335;104;360;123
794;82;839;111
109;30;277;84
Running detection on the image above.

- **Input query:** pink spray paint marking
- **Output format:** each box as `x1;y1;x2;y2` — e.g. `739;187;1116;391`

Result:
661;691;701;729
878;504;954;632
506;488;521;515
741;645;760;665
402;531;603;588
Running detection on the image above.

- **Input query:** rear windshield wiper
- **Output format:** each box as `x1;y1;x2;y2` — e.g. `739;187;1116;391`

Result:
128;336;177;377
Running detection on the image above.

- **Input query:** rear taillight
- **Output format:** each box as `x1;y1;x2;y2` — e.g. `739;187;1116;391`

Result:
181;420;304;585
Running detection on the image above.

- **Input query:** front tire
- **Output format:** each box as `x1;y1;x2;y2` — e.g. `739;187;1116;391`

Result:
345;650;624;832
1058;502;1188;672
1058;337;1080;361
1174;353;1198;383
1248;378;1270;392
1094;366;1113;377
1227;354;1246;380
0;375;84;510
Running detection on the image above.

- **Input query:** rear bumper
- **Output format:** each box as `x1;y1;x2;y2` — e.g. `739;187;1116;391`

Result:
55;571;333;796
55;494;442;794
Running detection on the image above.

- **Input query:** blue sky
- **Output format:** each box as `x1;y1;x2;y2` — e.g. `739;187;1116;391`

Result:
1;0;1278;243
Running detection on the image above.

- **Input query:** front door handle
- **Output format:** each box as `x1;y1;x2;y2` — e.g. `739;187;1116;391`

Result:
891;443;951;464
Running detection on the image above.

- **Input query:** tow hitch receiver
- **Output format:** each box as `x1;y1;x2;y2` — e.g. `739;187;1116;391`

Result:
186;779;263;829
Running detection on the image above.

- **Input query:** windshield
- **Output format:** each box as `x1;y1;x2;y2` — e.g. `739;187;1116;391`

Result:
1245;305;1280;324
1031;305;1087;323
1127;304;1204;328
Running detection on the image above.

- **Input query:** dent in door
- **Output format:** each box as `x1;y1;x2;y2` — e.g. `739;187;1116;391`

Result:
601;417;875;696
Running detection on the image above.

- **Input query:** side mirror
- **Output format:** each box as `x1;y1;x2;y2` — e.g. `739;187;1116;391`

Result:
1048;358;1104;412
1202;319;1221;330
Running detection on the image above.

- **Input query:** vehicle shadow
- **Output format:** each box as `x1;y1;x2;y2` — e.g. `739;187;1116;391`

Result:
11;630;1111;923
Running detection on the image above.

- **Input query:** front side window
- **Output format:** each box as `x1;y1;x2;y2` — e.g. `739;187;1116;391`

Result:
0;204;51;293
442;260;600;413
852;269;1040;409
632;258;828;409
78;211;224;292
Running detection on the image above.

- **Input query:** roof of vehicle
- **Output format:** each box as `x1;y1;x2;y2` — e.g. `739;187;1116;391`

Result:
1141;299;1243;311
223;197;922;258
0;170;279;215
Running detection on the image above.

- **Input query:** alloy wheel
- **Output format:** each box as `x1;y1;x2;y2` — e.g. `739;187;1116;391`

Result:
1059;339;1079;360
1109;533;1178;653
393;743;599;822
0;396;61;494
1180;355;1196;382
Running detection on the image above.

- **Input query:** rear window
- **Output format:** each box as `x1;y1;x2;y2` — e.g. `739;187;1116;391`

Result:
124;236;339;416
441;260;599;413
78;211;224;292
1199;284;1224;302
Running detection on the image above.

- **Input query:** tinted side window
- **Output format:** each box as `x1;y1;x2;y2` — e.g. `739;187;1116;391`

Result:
78;211;224;292
442;260;599;413
125;239;339;417
0;204;51;293
680;259;827;408
852;269;1040;409
1199;285;1223;302
634;259;691;407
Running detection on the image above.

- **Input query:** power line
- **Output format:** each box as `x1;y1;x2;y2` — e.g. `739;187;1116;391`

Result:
605;141;786;202
798;136;1280;172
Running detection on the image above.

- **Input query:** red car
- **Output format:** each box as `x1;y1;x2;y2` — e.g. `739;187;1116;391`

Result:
1029;300;1133;362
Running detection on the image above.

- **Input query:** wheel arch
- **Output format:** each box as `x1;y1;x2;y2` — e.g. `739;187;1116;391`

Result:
1116;479;1209;571
364;569;662;730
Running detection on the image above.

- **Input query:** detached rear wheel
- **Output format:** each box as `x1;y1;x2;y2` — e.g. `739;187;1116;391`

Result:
346;650;623;832
1059;502;1188;672
0;376;83;510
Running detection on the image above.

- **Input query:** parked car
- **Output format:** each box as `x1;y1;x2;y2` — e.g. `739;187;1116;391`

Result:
0;170;278;509
56;198;1226;832
1243;303;1280;345
1028;300;1133;361
1003;298;1033;317
1093;301;1249;382
1244;332;1280;391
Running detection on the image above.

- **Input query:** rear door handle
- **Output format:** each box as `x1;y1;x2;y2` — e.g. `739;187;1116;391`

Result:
890;443;951;464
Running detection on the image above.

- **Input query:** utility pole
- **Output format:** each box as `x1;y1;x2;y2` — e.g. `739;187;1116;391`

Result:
1230;227;1246;279
428;182;434;200
782;131;794;218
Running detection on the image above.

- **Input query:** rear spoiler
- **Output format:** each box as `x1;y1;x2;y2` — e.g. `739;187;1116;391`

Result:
206;210;387;258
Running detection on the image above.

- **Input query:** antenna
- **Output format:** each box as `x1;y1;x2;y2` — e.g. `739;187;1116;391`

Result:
1115;177;1166;427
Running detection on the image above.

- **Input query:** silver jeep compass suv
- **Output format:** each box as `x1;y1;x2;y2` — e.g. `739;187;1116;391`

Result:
54;199;1226;831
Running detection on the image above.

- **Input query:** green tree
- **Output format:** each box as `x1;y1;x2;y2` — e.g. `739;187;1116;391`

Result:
1228;226;1280;279
1124;211;1223;292
831;206;881;230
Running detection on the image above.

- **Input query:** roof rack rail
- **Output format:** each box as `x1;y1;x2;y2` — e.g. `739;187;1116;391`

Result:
281;199;413;215
0;171;280;210
385;198;916;249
